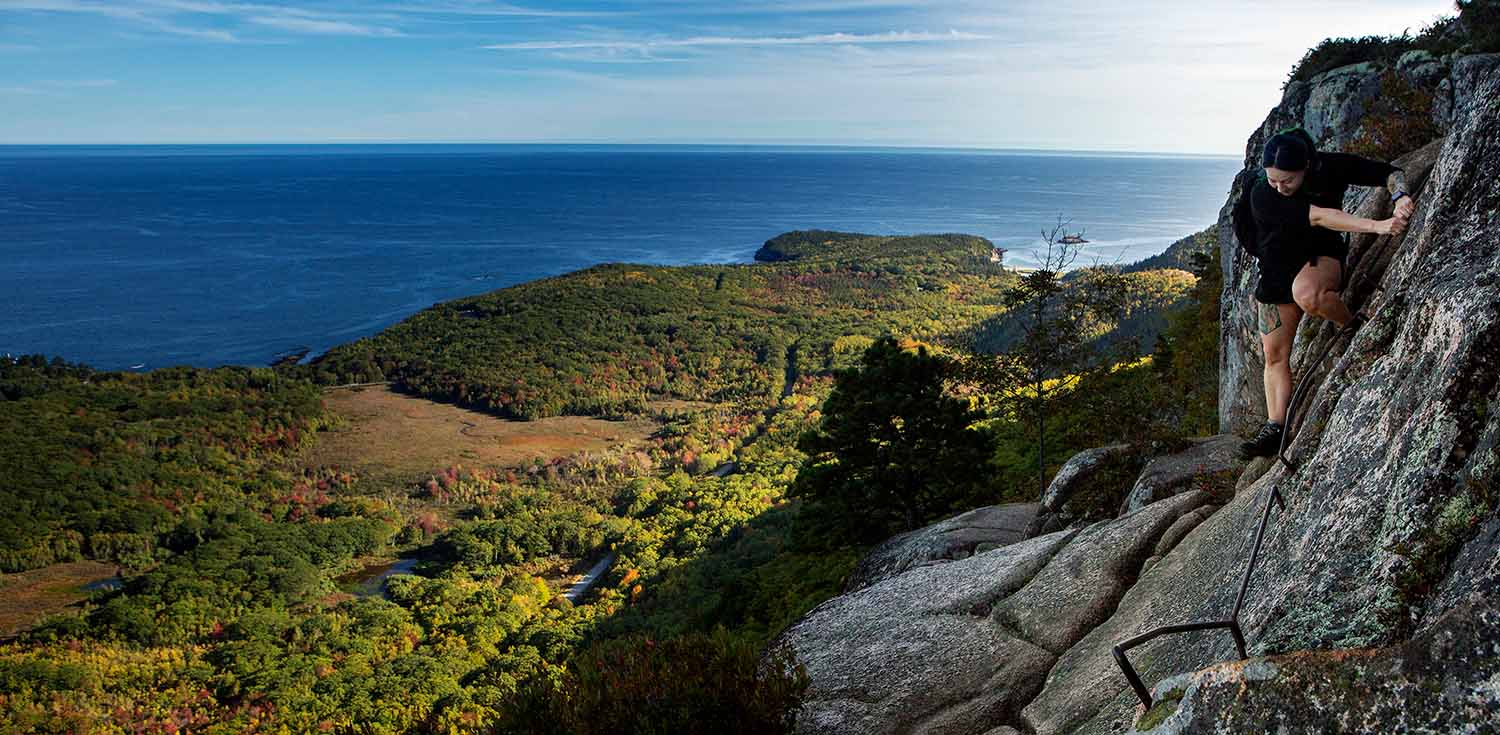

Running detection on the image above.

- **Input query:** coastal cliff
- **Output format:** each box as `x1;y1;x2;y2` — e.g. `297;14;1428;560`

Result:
763;53;1500;734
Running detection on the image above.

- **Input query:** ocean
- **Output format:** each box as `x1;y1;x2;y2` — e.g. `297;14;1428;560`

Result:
0;144;1241;371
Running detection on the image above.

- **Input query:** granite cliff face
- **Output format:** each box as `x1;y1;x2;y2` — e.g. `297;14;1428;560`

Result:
1218;51;1500;435
763;54;1500;734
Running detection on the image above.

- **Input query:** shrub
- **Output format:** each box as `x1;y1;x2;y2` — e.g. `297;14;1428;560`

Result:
1283;1;1500;88
1348;69;1442;161
499;626;810;735
1285;35;1414;88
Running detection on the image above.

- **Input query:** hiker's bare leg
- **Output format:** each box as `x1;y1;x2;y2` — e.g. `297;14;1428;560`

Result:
1260;301;1302;424
1292;256;1352;326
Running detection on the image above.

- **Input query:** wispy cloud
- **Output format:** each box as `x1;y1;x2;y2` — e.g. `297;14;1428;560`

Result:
485;29;989;51
248;15;402;36
41;78;117;86
142;19;238;41
0;77;117;95
0;0;409;41
1;0;236;40
376;1;635;18
656;0;941;15
0;0;146;20
543;48;694;64
0;0;1462;152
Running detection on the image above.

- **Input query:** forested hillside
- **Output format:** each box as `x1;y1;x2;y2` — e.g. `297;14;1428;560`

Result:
1119;227;1216;275
965;226;1217;358
0;357;333;574
290;233;1012;419
0;230;1224;733
969;265;1201;357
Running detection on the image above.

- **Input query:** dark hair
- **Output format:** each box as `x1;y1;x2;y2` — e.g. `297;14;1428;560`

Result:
1262;127;1319;171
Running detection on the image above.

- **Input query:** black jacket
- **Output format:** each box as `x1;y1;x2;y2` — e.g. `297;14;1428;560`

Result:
1248;152;1400;304
1249;151;1400;261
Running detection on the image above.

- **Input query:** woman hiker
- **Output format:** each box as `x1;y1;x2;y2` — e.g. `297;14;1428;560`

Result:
1238;129;1417;459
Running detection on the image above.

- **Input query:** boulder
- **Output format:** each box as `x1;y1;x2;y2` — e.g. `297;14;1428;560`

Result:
1039;445;1139;513
767;493;1216;734
1119;435;1243;514
993;492;1210;655
1397;49;1446;92
1444;53;1500;131
766;531;1075;735
843;503;1038;593
1025;444;1146;537
1152;505;1218;559
1302;62;1384;147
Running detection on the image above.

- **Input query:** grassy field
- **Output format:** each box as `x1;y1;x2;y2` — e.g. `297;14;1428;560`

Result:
286;384;680;489
0;560;117;638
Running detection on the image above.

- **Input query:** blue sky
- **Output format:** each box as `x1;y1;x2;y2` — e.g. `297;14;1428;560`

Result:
0;0;1457;153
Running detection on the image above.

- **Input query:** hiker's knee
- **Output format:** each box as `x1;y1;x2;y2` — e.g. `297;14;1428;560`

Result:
1262;336;1292;367
1292;281;1321;316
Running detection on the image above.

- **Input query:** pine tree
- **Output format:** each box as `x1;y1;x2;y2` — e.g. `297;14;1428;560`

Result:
961;214;1129;502
788;336;995;545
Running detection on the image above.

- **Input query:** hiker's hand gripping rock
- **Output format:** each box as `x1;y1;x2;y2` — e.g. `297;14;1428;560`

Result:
1394;194;1416;220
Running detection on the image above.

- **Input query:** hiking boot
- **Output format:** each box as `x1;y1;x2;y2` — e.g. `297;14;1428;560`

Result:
1239;421;1285;459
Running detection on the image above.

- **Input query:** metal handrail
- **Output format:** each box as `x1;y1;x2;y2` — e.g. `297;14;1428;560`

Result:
1111;310;1352;709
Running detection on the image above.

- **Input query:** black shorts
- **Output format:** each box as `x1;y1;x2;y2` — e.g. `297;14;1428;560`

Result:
1254;236;1349;305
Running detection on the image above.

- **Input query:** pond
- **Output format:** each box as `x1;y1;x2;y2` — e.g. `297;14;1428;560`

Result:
338;558;420;599
82;576;123;592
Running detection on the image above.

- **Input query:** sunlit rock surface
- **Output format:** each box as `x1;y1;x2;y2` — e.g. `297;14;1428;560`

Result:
843;502;1039;594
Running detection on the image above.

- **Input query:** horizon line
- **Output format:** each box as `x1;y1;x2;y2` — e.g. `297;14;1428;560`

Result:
0;140;1242;158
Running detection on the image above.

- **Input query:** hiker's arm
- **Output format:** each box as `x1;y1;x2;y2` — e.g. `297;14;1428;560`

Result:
1326;153;1417;219
1325;151;1402;188
1309;205;1404;236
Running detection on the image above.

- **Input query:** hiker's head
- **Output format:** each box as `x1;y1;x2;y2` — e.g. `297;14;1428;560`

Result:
1261;130;1315;196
